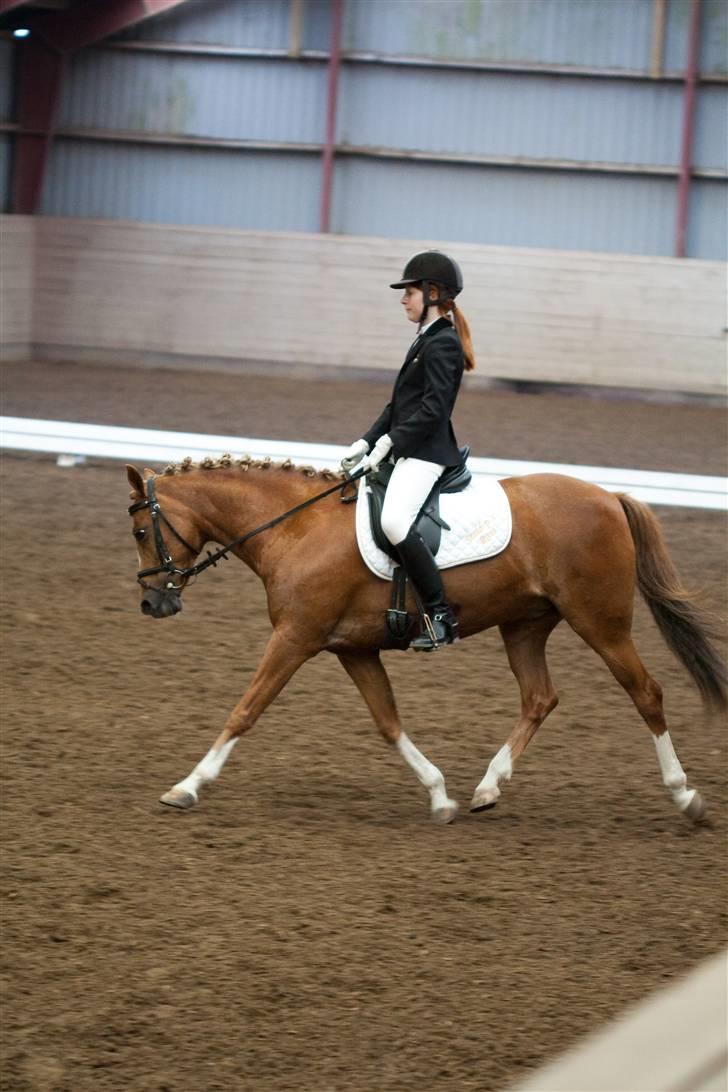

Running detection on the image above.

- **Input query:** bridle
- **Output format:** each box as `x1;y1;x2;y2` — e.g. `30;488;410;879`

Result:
128;477;200;591
128;469;364;593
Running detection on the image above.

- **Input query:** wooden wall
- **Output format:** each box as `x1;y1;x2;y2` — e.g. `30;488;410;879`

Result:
5;215;726;396
0;216;35;361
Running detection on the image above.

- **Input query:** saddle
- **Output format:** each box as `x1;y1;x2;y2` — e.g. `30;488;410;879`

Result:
366;447;472;563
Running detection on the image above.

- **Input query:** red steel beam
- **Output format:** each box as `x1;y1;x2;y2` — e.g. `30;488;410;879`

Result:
319;0;343;233
675;0;702;258
12;38;64;213
33;0;189;54
11;0;189;213
0;0;32;14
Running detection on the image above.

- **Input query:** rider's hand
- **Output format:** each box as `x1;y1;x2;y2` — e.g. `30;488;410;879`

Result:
341;438;369;473
361;434;393;473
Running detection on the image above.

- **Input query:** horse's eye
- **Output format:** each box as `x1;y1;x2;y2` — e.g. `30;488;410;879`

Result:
133;529;147;541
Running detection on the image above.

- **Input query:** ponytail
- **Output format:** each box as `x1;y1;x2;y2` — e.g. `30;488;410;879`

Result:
439;299;476;372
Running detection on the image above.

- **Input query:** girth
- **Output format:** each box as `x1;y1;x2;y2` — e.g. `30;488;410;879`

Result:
366;446;472;563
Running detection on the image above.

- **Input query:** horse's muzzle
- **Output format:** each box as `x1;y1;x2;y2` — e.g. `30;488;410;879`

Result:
140;586;183;618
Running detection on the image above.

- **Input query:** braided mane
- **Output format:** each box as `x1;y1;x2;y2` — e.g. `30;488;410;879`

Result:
161;453;343;482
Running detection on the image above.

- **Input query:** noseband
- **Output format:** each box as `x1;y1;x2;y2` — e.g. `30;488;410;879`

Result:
128;468;365;593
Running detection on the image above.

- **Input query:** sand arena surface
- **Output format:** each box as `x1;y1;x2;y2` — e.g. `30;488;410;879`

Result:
1;360;727;1091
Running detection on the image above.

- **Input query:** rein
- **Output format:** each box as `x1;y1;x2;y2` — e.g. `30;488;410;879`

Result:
128;467;365;590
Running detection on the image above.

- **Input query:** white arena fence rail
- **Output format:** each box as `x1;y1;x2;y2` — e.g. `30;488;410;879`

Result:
507;949;728;1092
1;417;726;512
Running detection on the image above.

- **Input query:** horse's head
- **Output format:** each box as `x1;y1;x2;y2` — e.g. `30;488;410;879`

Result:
126;465;202;619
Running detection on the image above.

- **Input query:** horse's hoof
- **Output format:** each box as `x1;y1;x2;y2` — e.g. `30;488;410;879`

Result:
160;788;197;810
432;800;459;824
683;791;706;822
469;787;499;813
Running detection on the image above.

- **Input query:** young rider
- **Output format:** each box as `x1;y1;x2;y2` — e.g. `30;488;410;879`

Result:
341;250;476;651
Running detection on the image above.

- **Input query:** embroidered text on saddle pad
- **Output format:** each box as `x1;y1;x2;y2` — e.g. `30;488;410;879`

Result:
356;477;512;581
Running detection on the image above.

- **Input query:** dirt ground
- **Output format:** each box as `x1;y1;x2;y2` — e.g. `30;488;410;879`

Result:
1;359;727;1092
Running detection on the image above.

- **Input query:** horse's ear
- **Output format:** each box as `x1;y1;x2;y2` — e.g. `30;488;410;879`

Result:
127;464;145;498
143;468;155;481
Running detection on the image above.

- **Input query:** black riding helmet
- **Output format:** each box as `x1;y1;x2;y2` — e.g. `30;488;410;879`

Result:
390;250;463;325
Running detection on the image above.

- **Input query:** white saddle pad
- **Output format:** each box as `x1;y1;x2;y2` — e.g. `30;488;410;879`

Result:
356;476;513;581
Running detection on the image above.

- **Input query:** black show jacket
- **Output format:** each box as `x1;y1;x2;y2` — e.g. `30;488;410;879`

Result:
363;317;465;466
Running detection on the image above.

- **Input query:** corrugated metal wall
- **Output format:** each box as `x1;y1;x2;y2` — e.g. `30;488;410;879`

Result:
44;143;322;231
331;159;679;256
346;0;656;68
4;0;726;258
665;0;727;73
338;67;685;165
57;51;327;143
114;0;328;51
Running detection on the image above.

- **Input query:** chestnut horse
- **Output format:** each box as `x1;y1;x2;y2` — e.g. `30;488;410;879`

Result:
126;456;726;824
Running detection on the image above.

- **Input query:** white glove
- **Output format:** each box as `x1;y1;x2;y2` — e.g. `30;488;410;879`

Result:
361;434;393;473
341;438;369;473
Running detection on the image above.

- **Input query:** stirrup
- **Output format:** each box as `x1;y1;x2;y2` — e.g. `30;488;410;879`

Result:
410;608;459;652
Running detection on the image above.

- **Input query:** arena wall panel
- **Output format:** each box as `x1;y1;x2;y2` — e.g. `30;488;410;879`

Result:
0;216;34;360
694;84;728;172
57;51;328;145
20;0;727;260
665;0;728;75
331;159;680;258
43;142;322;233
115;0;301;51
509;949;728;1092
21;216;726;397
346;0;654;69
338;67;686;169
689;179;728;263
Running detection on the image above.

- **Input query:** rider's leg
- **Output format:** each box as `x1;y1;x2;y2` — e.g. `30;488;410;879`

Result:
380;457;444;549
396;529;459;649
381;458;458;650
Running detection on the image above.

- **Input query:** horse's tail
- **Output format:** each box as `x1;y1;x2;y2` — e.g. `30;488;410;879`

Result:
617;493;728;711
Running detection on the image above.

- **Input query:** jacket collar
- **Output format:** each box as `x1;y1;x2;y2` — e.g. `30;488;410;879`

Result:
403;316;452;362
419;316;453;340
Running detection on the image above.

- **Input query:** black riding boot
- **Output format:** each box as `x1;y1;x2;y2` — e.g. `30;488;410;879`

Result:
395;529;459;651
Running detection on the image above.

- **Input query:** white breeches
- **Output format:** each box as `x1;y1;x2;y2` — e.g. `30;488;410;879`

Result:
380;457;445;546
